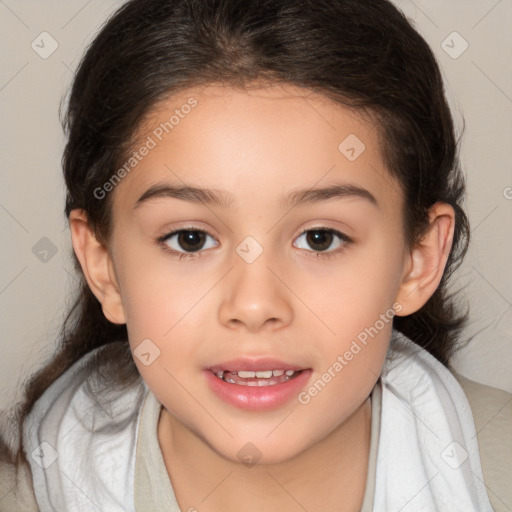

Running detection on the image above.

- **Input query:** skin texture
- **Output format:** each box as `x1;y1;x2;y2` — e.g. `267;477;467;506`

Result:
69;83;455;511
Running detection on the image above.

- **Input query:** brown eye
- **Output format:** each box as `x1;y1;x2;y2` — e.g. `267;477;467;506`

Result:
305;230;334;251
177;230;206;252
162;229;218;253
293;228;350;254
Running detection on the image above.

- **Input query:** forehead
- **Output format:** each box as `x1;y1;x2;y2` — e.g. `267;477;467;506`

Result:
110;83;402;214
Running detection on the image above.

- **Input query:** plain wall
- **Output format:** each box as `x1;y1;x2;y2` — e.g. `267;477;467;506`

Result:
0;0;511;417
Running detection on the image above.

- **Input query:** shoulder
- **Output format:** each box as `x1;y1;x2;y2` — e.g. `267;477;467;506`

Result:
452;371;512;512
21;342;147;511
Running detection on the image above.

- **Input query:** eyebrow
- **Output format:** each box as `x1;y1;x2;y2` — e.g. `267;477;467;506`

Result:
133;182;378;210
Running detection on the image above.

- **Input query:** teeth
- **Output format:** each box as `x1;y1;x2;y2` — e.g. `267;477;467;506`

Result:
212;368;303;385
236;369;295;379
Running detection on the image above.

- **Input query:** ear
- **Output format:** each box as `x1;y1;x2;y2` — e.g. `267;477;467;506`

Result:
69;209;126;324
395;202;455;316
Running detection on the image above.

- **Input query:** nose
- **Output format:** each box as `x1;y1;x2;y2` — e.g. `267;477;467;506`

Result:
218;254;294;333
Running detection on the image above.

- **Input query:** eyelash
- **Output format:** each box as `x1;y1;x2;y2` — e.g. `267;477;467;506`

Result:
154;227;353;261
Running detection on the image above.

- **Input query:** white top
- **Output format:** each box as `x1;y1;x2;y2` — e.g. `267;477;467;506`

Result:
23;329;494;512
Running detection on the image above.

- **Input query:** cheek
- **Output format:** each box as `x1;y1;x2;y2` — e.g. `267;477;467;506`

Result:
300;238;402;332
129;315;204;412
116;247;209;337
115;253;209;381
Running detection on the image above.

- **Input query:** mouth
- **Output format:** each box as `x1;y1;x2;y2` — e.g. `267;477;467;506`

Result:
204;357;312;410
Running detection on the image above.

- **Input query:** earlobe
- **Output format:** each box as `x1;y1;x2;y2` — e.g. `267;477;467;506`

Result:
395;202;455;316
69;209;126;325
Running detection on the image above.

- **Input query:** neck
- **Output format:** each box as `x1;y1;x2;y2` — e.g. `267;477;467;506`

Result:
158;396;372;512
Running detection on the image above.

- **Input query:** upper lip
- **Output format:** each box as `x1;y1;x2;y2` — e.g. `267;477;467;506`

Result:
208;357;309;373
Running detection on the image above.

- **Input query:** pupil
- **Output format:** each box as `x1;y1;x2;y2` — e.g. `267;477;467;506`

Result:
307;230;332;251
178;231;205;252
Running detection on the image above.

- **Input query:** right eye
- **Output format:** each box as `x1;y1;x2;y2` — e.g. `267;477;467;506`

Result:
157;228;219;256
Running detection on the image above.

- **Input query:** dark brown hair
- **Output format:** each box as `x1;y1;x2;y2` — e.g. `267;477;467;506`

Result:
5;0;469;468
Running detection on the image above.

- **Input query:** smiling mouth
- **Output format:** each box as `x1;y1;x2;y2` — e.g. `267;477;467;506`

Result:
211;369;304;386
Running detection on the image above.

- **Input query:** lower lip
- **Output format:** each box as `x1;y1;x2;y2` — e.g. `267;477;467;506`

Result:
203;369;313;411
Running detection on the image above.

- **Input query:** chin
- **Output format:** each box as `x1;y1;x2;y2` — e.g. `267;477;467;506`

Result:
210;435;312;468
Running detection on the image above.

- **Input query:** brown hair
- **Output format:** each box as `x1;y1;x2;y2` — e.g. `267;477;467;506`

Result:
5;0;469;469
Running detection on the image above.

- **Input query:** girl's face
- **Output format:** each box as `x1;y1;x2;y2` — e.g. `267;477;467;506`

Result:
107;83;409;464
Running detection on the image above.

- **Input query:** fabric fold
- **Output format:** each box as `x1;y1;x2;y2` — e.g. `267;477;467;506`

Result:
374;331;494;511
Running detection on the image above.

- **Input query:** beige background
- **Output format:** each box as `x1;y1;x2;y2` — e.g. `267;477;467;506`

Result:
0;0;511;416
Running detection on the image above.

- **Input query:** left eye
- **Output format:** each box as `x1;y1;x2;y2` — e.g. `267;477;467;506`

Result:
293;228;349;252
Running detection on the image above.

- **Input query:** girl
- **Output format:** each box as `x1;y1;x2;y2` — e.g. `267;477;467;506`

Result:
1;0;509;510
